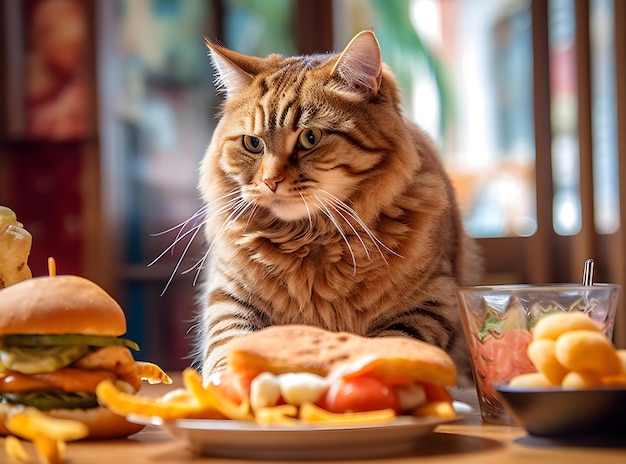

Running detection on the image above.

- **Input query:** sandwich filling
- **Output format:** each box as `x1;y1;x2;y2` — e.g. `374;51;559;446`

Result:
206;324;457;416
0;335;141;410
209;368;452;415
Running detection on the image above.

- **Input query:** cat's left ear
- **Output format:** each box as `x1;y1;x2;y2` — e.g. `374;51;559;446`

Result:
204;39;264;98
331;30;383;98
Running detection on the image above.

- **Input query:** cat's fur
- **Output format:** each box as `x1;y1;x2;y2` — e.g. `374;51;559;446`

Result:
194;31;481;385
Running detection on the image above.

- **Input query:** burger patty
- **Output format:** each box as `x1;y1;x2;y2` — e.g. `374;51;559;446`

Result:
0;346;142;410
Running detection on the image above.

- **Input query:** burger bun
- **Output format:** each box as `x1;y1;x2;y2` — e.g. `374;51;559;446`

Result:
0;274;127;336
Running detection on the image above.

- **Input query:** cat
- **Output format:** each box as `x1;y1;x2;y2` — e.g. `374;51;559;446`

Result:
190;30;482;385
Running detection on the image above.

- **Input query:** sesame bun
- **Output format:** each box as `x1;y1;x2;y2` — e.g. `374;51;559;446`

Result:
0;403;144;439
227;325;458;387
0;275;126;336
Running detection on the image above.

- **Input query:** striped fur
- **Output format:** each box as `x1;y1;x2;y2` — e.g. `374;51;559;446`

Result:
192;31;481;385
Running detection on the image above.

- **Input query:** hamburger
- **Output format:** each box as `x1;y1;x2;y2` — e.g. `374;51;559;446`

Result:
0;274;170;438
207;325;458;418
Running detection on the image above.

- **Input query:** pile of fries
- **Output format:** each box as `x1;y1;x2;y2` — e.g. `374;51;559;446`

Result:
4;410;88;464
96;368;453;427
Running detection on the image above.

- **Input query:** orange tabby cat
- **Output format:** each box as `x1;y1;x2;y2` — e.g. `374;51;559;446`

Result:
194;30;481;384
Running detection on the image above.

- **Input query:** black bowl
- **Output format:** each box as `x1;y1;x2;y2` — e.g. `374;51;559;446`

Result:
496;385;626;438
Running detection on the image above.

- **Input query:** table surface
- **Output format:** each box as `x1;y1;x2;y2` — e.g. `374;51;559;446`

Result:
1;374;624;464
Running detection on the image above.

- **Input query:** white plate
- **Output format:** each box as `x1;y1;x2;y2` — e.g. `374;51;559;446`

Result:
128;401;471;460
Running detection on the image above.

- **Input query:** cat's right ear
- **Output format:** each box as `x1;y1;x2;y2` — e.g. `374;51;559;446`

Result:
204;39;262;98
331;30;383;99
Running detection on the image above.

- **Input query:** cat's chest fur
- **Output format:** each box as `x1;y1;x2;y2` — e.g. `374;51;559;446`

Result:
237;232;372;298
223;227;393;331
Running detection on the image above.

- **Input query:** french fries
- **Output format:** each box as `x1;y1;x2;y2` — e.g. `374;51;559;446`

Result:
137;361;173;385
5;409;89;464
5;435;29;462
182;368;253;421
95;367;452;428
413;401;456;419
255;405;299;427
96;379;216;420
7;411;89;442
299;402;396;425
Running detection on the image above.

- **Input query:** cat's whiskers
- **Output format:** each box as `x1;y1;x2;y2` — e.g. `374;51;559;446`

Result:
199;198;251;258
149;192;240;265
148;214;206;268
319;190;403;261
313;190;401;268
149;195;242;267
150;190;250;295
161;222;203;296
148;210;207;296
150;204;210;238
186;195;258;286
242;202;259;233
312;194;357;274
299;192;315;234
322;198;372;261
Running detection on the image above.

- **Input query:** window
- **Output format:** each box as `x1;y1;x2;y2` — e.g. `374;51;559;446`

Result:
335;0;537;238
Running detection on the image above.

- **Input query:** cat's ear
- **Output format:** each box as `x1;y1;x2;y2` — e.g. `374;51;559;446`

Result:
331;30;383;98
204;39;264;98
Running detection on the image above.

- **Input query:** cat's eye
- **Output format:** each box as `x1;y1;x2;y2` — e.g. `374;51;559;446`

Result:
242;135;264;154
297;128;322;150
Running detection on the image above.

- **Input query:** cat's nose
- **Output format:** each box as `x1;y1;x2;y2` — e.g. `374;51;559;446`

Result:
263;177;284;193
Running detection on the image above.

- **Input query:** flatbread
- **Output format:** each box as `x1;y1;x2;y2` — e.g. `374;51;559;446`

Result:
227;325;457;386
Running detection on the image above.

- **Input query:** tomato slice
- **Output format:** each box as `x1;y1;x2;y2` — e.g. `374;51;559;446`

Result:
208;371;256;405
421;382;453;403
317;375;399;413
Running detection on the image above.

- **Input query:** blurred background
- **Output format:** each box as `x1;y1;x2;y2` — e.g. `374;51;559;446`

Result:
1;0;625;369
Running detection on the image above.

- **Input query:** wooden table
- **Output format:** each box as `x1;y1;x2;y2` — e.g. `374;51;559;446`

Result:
2;374;624;464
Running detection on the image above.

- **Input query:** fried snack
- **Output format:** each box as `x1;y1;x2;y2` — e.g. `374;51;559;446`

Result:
299;402;396;425
526;338;568;384
0;206;32;289
413;401;456;419
96;379;216;421
4;435;29;462
6;409;89;464
96;369;225;420
532;312;601;340
561;370;602;389
6;410;89;442
554;330;622;376
254;405;299;426
509;312;626;389
182;368;252;420
137;361;173;385
508;372;554;389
